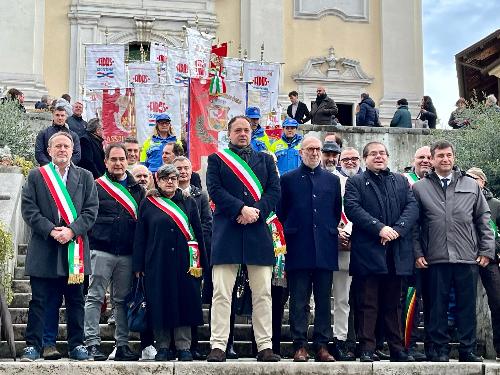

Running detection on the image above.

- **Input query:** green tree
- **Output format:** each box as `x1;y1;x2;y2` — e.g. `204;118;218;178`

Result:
0;99;36;162
433;99;500;195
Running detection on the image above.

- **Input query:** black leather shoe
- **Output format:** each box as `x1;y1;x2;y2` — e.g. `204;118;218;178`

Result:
374;348;390;360
359;351;374;362
407;348;427;362
86;345;107;361
155;348;174;361
459;352;483;362
333;339;356;361
390;350;415;362
191;349;206;360
114;345;140;361
225;345;238;359
431;354;449;362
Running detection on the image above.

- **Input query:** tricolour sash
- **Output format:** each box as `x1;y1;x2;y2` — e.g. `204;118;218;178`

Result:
147;196;202;277
267;212;287;286
96;174;138;220
39;163;84;284
216;149;263;201
404;172;419;186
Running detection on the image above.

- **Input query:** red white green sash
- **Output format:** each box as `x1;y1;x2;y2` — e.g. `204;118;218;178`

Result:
39;163;84;284
404;172;419;186
147;196;202;277
267;212;286;285
96;174;138;220
216;149;263;201
490;219;498;239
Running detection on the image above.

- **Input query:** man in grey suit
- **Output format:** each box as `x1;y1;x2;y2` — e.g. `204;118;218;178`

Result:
21;131;98;361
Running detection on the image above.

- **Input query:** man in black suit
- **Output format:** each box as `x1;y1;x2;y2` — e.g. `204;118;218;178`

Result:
21;131;98;361
287;91;311;124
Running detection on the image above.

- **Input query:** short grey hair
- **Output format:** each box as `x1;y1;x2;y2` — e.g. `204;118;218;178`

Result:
156;164;180;179
86;118;101;133
48;131;74;147
172;156;191;165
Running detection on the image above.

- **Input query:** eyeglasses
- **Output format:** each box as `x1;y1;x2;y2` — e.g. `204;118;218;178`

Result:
158;176;178;182
303;147;321;153
367;151;387;157
340;157;360;163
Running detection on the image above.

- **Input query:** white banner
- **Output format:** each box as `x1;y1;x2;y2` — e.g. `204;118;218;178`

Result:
150;42;168;63
243;61;280;115
222;57;244;81
85;44;126;89
185;27;212;79
134;84;182;145
165;47;189;86
128;62;159;85
208;81;247;149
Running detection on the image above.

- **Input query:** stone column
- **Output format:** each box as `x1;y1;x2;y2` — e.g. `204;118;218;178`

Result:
0;0;48;104
378;0;424;123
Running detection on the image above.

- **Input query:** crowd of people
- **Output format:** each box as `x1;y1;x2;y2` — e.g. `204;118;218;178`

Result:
15;88;500;365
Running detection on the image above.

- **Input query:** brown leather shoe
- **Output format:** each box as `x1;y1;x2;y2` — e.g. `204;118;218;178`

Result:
257;348;281;362
207;348;226;362
293;347;310;362
315;345;335;362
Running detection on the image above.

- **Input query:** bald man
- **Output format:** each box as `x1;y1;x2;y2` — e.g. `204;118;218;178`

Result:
310;87;338;125
131;164;153;190
404;146;432;185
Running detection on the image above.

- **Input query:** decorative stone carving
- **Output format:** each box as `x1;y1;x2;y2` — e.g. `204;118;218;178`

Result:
293;0;369;22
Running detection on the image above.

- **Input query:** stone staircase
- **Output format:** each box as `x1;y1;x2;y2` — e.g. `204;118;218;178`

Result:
1;243;475;359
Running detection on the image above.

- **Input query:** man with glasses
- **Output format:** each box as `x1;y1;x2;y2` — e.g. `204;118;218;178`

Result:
338;148;362;177
277;136;341;362
344;141;419;362
310;87;338;125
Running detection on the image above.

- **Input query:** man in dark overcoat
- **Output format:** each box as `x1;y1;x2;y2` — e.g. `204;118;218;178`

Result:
206;116;281;362
277;135;341;362
21;131;98;361
344;141;418;363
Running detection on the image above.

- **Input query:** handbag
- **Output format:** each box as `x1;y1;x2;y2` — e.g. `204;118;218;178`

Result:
233;265;252;317
414;112;428;128
126;276;147;332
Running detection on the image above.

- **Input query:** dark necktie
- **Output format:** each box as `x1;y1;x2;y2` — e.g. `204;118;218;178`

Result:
441;178;449;191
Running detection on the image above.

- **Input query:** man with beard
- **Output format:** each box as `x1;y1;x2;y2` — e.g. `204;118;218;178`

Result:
321;140;355;361
132;164;153;190
206;116;280;362
338;148;362;177
67;101;88;137
321;141;341;172
310;87;338;125
84;143;145;361
20;132;98;361
278;136;341;362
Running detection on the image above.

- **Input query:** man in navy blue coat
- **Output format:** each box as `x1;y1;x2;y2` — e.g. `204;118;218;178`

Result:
277;135;341;362
206;116;281;362
344;141;419;363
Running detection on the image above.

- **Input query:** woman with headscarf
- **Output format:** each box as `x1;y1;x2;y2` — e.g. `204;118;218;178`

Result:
77;118;105;179
132;164;207;361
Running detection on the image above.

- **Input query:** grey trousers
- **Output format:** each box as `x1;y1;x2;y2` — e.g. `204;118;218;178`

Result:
156;326;191;350
84;250;133;347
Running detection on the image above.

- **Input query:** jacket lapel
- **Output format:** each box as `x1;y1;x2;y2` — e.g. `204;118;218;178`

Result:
247;151;260;169
65;164;80;201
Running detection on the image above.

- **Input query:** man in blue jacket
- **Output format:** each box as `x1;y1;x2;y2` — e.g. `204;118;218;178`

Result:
277;135;341;362
246;107;271;151
270;118;302;175
344;141;419;362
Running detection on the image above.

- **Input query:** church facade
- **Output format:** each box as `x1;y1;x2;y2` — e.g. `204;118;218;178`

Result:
0;0;423;124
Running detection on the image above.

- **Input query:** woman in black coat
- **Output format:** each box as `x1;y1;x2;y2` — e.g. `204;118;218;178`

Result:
419;96;437;129
133;164;207;362
77;118;105;178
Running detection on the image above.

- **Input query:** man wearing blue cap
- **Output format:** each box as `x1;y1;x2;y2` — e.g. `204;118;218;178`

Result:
270;118;303;175
245;107;272;152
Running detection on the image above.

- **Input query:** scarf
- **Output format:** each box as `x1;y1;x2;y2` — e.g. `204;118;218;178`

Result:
228;142;253;162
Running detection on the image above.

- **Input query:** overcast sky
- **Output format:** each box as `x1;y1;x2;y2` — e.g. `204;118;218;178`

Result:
422;0;500;128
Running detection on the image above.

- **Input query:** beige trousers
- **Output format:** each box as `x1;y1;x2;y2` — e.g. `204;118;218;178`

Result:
210;264;273;352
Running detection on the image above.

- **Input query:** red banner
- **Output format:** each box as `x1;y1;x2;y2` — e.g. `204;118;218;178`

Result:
189;79;218;171
211;43;228;58
99;88;135;144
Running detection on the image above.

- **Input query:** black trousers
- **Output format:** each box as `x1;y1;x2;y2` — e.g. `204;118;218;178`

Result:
25;276;85;352
479;262;500;353
353;273;403;353
427;263;478;356
288;269;333;350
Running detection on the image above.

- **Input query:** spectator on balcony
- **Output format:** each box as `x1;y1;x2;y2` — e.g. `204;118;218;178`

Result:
310;87;338;125
418;96;437;129
355;93;378;127
287;91;311;124
448;98;470;129
390;98;412;128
